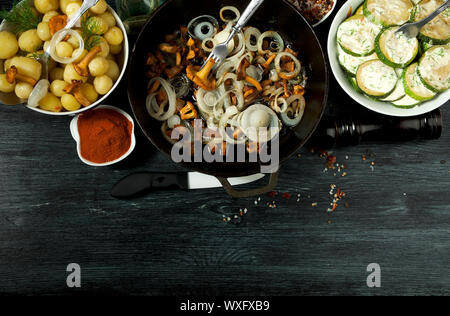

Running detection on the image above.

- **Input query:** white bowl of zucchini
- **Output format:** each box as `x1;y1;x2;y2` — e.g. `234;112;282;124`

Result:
328;0;449;117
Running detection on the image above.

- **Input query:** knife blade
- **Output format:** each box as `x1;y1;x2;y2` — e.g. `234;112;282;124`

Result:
111;172;265;199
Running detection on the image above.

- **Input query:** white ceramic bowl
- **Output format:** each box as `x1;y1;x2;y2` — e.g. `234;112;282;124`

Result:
0;3;129;116
70;105;136;167
313;0;338;27
328;0;450;117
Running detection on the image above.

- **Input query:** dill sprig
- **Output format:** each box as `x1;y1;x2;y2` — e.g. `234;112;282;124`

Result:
80;15;102;51
0;0;40;34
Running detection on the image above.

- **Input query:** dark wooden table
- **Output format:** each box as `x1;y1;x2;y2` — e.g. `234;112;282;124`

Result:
1;0;449;296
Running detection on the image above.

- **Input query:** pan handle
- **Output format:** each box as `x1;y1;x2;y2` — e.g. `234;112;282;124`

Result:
217;172;278;198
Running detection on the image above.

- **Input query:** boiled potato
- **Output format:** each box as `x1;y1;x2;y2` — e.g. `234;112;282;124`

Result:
61;94;81;111
60;0;81;14
8;57;42;81
34;0;59;14
72;48;88;63
50;80;67;97
37;22;52;41
0;74;15;93
42;10;59;22
65;2;80;16
39;92;62;112
90;0;107;15
66;30;82;49
87;16;109;35
80;83;98;103
105;60;120;81
19;29;43;53
93;75;113;95
49;67;64;81
64;63;88;83
25;50;54;72
15;82;34;99
0;31;19;59
88;57;109;77
99;12;116;28
56;42;74;58
95;37;110;58
109;44;122;55
104;27;124;46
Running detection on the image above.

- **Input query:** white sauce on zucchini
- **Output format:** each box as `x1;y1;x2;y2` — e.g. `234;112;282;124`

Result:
406;64;435;98
338;45;378;74
359;61;397;94
337;16;381;55
419;46;450;91
381;79;405;101
380;28;418;64
392;95;420;106
366;0;413;25
415;0;450;41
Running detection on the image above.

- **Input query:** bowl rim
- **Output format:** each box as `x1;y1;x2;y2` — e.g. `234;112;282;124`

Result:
0;4;129;116
327;0;450;117
313;0;338;27
70;105;136;167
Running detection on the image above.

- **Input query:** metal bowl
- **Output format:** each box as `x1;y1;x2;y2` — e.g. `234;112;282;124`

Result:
0;2;129;116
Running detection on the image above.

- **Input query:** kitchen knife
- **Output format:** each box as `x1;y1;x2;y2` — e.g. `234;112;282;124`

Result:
111;172;265;198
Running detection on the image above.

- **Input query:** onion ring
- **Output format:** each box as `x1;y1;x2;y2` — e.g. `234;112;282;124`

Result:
280;95;306;127
219;6;241;23
49;29;84;64
202;37;217;52
275;52;301;80
146;77;176;121
244;27;262;52
257;31;285;55
28;79;50;108
188;15;219;40
167;115;181;129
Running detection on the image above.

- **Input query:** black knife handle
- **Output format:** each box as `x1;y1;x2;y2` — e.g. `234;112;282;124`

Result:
111;172;188;199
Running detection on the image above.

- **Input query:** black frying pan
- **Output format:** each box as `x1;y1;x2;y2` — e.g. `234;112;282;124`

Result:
127;0;328;197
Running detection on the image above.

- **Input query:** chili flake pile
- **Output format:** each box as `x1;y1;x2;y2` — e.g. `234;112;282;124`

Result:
287;0;335;25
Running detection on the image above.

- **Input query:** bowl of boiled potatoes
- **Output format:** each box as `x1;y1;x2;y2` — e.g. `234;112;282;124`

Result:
0;0;128;115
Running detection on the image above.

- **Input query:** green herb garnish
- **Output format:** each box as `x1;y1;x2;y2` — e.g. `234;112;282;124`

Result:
80;15;102;51
0;0;40;34
27;51;45;60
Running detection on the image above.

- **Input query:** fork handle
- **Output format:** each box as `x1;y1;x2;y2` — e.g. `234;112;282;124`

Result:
233;0;265;33
416;1;450;28
65;0;100;29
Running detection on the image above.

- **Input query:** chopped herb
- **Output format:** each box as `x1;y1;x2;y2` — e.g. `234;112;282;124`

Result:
80;15;102;51
0;0;40;34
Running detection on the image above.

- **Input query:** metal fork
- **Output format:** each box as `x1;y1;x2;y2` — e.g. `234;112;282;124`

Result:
395;0;450;38
203;0;265;66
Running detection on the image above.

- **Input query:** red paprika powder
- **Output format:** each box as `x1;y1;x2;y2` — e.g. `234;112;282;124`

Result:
78;108;133;164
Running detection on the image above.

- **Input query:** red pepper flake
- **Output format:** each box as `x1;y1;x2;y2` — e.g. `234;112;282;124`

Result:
268;191;278;198
331;203;338;212
327;155;337;164
282;192;291;199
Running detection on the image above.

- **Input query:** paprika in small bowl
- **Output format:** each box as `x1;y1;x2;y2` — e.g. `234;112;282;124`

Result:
70;105;136;167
